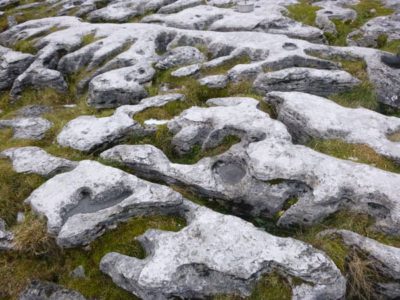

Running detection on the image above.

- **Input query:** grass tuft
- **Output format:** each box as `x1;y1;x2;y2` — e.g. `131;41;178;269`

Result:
307;139;400;173
13;213;59;256
286;0;320;26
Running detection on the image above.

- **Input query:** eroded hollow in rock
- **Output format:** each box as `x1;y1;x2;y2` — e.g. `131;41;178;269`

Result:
282;42;298;51
212;159;247;185
63;186;134;221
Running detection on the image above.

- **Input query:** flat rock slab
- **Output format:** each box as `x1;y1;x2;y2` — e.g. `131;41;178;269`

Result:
101;204;346;299
57;93;184;152
254;67;360;96
267;91;400;163
198;74;228;88
1;146;77;177
0;117;52;140
87;63;154;109
25;160;184;247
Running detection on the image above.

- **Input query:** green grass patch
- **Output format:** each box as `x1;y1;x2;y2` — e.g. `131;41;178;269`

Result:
13;39;37;54
331;59;378;110
286;0;320;26
307;139;400;173
80;33;99;47
377;35;400;54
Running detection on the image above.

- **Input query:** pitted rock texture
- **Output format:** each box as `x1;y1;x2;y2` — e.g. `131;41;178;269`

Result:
155;46;206;70
101;204;346;300
253;67;360;96
1;16;398;106
25;160;184;247
87;62;154;109
19;280;86;300
102;97;400;236
57;94;184;153
0;117;52;140
267;91;400;163
0;147;77;177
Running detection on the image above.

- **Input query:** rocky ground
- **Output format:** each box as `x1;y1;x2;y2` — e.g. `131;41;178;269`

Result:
0;0;400;299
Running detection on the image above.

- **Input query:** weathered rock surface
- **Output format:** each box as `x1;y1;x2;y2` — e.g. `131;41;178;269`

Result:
0;117;52;140
143;4;325;43
198;74;228;88
254;67;360;96
0;218;13;251
25;160;184;247
0;46;34;91
102;97;400;236
101;204;346;299
19;280;86;300
57;93;184;152
1;146;77;177
267;91;400;162
16;105;52;117
155;46;206;70
87;62;154;108
1;16;397;106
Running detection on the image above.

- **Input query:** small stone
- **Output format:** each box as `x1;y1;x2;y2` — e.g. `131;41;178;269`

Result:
70;265;86;279
17;212;25;224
